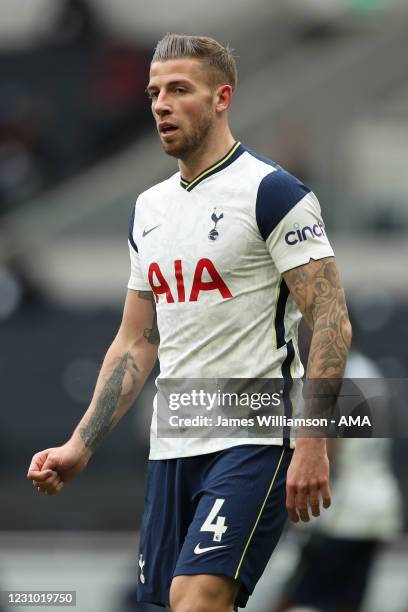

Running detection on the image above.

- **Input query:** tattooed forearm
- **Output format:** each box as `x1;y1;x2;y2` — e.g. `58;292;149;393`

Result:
79;352;139;451
138;291;160;345
283;257;352;378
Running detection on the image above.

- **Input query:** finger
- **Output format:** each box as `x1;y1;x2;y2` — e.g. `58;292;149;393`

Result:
46;482;64;496
286;486;299;523
38;482;64;496
34;472;62;491
28;469;56;482
36;486;53;495
308;486;320;518
321;480;331;509
296;487;310;523
36;482;60;495
27;452;48;476
33;474;60;489
42;456;60;471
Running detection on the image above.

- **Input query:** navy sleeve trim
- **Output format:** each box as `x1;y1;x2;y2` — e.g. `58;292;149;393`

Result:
255;170;311;241
128;206;138;253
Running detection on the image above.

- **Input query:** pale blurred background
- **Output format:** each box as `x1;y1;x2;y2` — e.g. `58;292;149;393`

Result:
0;1;408;611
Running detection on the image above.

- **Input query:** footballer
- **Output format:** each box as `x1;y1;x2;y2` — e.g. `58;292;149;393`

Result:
28;34;352;611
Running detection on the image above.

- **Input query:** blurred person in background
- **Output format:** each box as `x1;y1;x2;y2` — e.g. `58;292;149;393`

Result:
0;93;47;206
0;93;50;312
0;0;150;314
0;0;149;191
39;0;103;45
273;311;403;612
27;33;352;612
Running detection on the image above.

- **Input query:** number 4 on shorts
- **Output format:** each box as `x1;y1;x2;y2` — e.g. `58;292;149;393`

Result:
200;498;228;542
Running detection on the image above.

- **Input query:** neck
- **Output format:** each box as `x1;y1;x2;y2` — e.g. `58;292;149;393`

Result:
179;127;235;181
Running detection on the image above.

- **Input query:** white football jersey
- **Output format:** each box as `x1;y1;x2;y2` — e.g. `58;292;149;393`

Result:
128;142;334;459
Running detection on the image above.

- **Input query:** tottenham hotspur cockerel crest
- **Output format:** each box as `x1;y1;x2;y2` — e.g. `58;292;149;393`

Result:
208;210;224;241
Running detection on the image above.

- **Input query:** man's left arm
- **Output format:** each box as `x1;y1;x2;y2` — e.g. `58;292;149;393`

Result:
283;255;352;522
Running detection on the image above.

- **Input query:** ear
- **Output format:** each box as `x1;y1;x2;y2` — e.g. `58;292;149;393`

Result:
214;85;233;113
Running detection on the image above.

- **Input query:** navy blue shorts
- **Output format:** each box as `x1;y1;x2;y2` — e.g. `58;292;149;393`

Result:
137;444;292;609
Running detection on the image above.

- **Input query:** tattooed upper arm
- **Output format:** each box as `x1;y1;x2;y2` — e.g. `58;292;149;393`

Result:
283;257;352;377
283;257;345;328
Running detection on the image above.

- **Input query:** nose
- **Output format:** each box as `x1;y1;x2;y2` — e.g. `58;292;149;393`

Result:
154;91;171;118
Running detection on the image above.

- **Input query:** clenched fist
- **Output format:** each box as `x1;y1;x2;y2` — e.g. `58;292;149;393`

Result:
27;440;92;495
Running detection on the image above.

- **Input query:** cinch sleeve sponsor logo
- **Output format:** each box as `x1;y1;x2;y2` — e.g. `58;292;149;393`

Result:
148;258;232;303
284;221;326;245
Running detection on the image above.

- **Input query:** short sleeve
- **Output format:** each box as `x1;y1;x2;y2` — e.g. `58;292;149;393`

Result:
127;204;151;291
256;170;334;274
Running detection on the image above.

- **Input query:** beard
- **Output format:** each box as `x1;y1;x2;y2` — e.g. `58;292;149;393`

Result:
160;108;214;160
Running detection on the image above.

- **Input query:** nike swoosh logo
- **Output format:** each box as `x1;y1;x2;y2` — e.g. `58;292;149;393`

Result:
142;224;161;237
194;543;228;555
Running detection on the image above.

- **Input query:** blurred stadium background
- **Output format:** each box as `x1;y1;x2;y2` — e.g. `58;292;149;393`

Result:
1;0;408;610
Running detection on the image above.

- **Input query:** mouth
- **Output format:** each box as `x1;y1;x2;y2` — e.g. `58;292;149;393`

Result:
159;123;179;139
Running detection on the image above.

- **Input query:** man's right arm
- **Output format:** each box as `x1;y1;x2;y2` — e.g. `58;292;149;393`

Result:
27;289;159;494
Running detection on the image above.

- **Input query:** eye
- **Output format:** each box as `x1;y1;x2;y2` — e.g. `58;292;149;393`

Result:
147;91;158;100
175;87;187;95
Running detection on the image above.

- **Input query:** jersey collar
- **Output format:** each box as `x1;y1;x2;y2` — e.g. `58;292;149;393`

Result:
180;142;245;192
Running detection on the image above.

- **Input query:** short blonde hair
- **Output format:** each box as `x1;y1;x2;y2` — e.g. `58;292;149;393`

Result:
152;33;238;91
